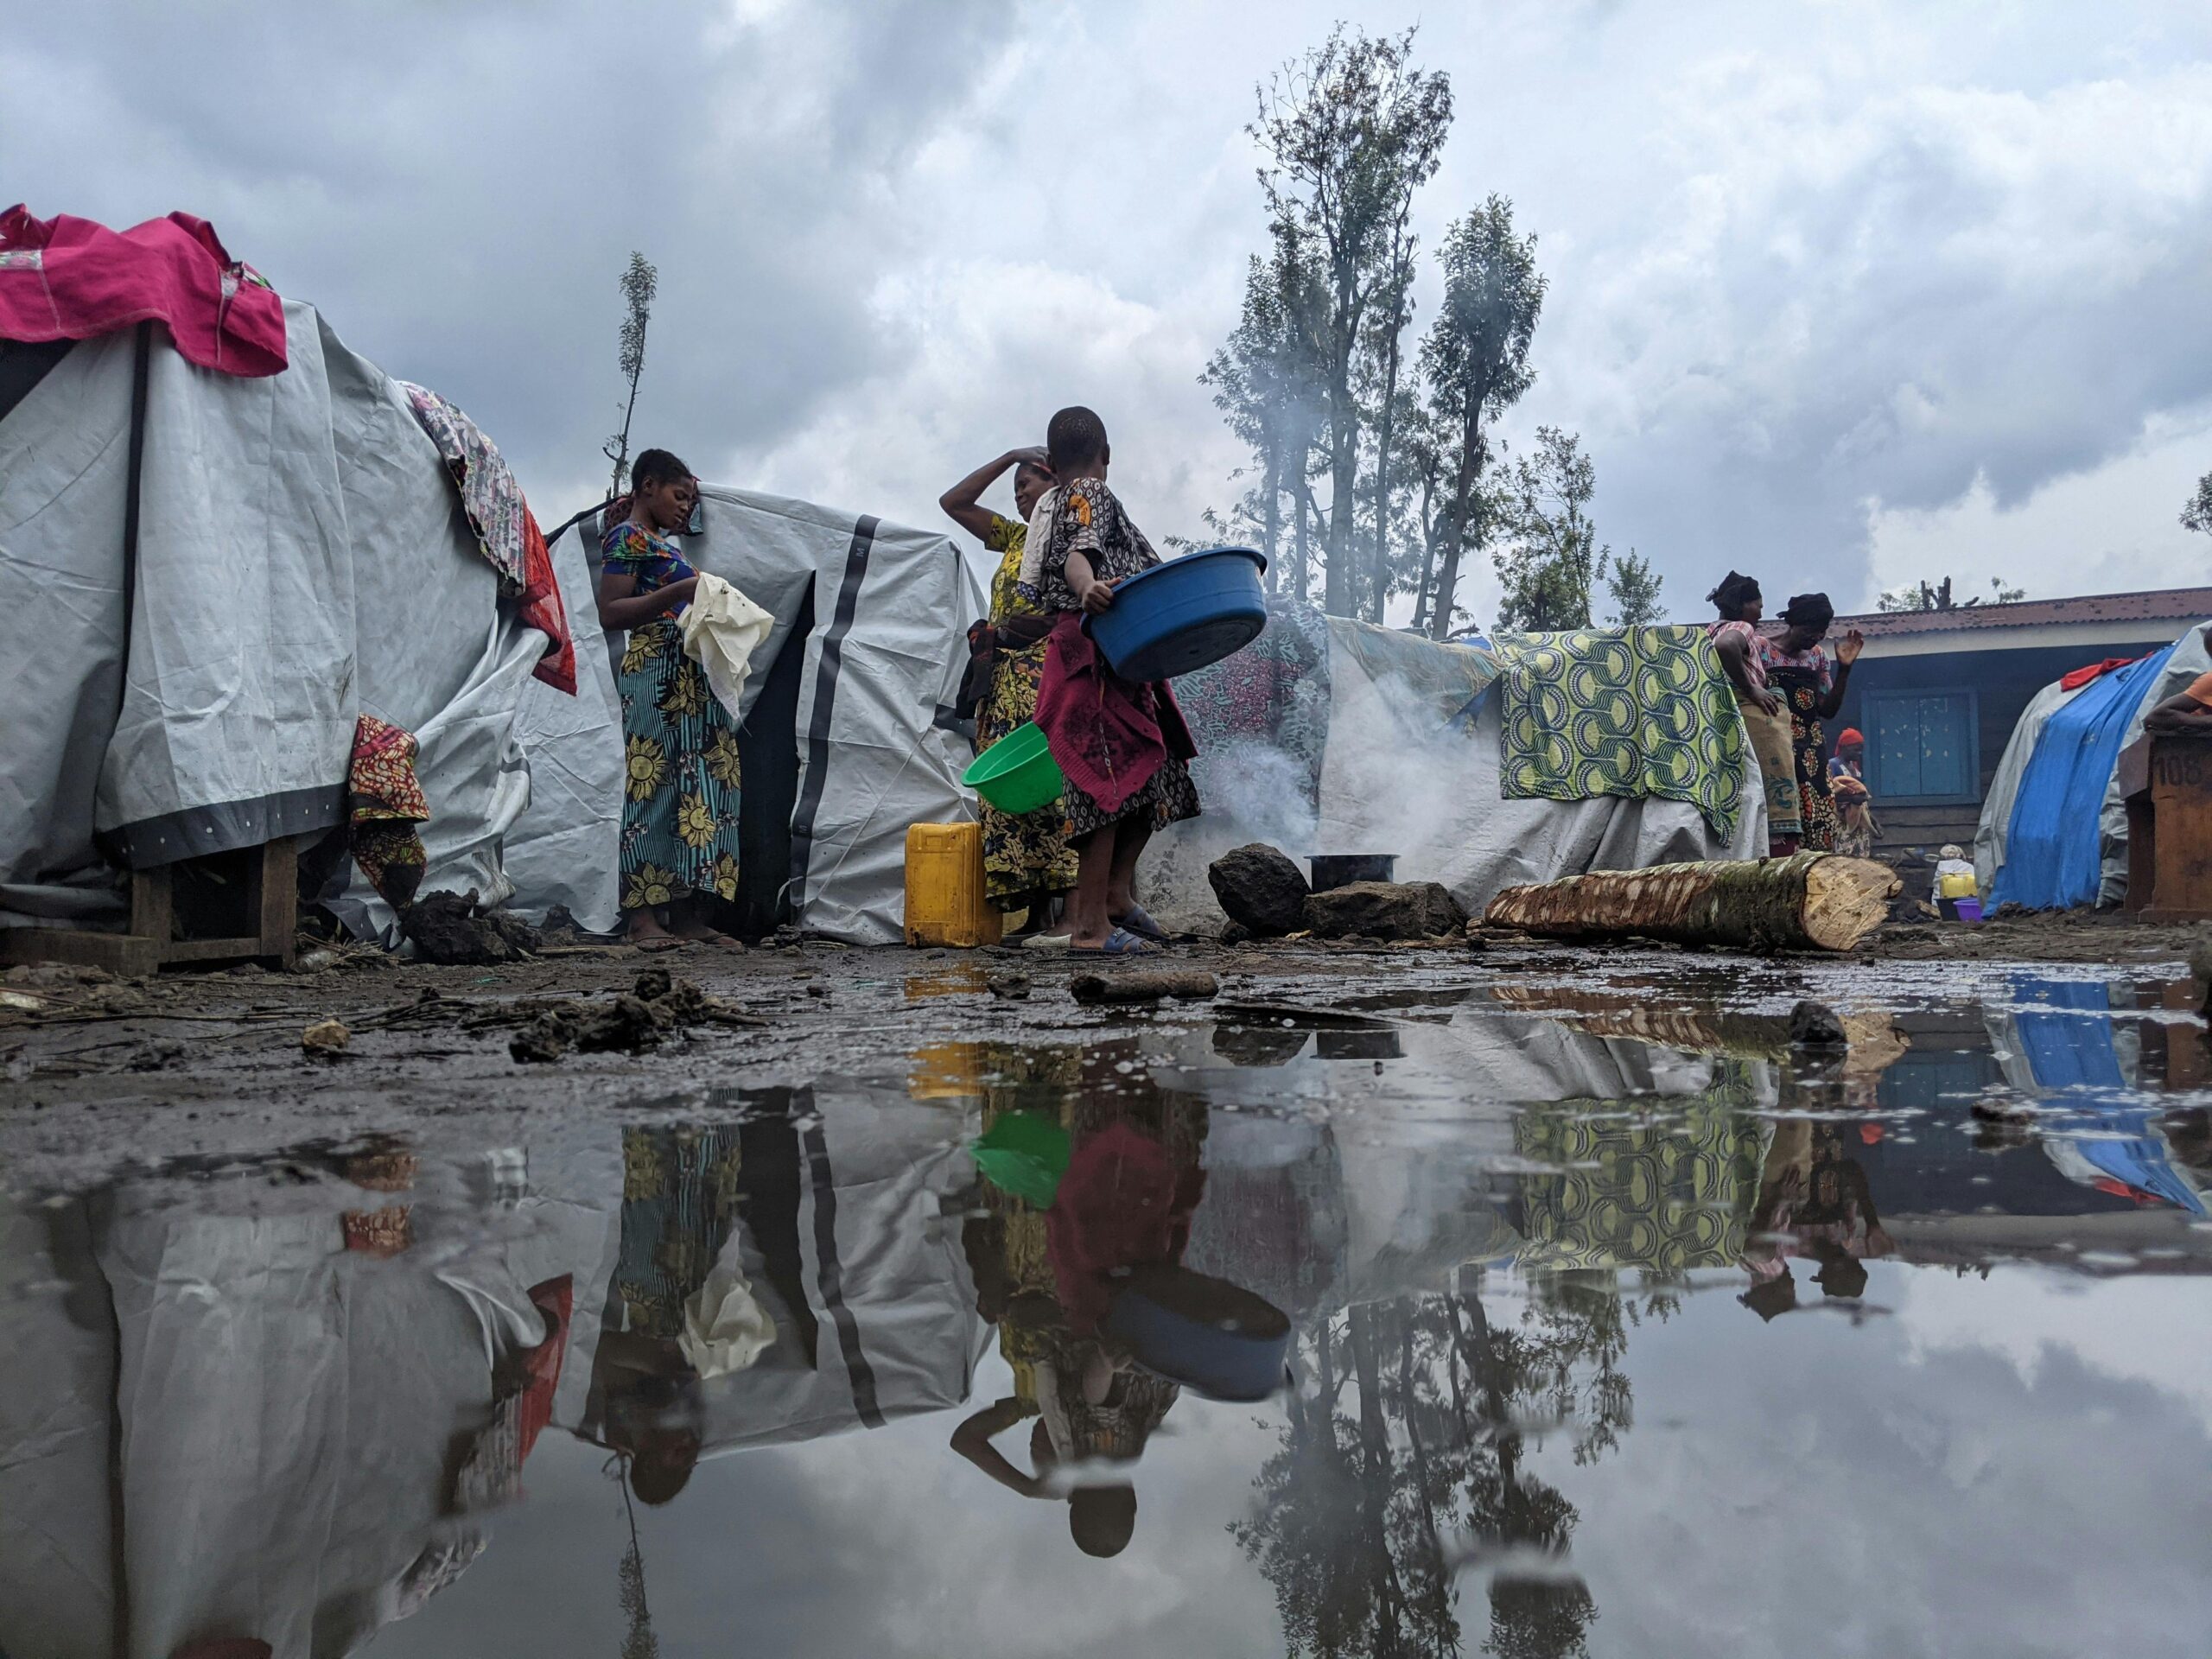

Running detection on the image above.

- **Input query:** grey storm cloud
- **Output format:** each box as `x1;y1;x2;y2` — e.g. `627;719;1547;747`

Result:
3;0;1020;518
8;0;2212;610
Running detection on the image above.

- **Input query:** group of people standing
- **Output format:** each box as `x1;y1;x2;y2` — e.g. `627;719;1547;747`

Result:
1706;573;1878;858
594;410;1201;955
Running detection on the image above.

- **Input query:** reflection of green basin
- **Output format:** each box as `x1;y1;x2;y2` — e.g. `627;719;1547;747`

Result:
963;721;1065;814
971;1111;1071;1208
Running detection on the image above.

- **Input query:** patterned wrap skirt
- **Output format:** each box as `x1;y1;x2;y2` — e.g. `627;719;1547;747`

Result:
976;634;1079;905
1768;664;1838;854
617;619;744;909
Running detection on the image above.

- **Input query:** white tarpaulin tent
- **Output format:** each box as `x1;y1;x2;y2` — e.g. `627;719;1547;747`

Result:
1147;611;1765;933
531;487;986;944
0;303;562;940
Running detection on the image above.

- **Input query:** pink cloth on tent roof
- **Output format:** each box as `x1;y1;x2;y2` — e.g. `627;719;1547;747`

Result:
0;205;288;377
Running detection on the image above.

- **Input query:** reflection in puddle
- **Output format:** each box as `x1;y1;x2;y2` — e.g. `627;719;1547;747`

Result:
3;973;2210;1656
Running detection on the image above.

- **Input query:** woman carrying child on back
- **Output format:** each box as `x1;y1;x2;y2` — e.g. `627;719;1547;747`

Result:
1025;407;1200;956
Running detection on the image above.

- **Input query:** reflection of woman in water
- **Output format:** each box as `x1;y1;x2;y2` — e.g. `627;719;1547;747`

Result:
1740;1121;1894;1318
954;1071;1206;1557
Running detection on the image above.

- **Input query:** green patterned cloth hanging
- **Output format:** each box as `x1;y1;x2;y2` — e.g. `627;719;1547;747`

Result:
1493;625;1747;840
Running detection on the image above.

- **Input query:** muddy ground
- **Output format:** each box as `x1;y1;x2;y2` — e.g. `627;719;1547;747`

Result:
2;909;2198;1189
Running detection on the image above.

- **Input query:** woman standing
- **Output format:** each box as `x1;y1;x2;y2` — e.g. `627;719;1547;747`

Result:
1759;594;1864;854
941;446;1076;934
1705;572;1800;855
597;450;743;949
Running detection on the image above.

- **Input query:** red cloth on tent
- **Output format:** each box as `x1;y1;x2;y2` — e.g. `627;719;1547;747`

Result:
518;507;576;694
2058;655;2145;693
1033;613;1196;817
0;205;287;377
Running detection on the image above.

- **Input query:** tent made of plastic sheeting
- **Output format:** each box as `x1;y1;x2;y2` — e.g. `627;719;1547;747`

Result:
1145;605;1765;934
1983;975;2210;1218
1977;620;2212;908
0;302;573;939
1169;1009;1779;1318
563;1084;988;1465
531;487;986;941
0;1170;591;1659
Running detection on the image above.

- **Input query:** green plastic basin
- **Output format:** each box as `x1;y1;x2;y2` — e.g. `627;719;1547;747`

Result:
963;721;1065;814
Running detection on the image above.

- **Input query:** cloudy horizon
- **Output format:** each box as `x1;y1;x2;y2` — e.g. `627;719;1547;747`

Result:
9;0;2210;623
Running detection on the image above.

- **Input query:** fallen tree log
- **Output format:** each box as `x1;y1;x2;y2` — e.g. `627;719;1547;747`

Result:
1482;853;1899;953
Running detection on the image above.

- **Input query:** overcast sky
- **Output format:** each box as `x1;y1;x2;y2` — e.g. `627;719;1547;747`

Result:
10;1;2211;621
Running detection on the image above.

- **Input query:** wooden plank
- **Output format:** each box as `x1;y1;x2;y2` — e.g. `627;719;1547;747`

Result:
157;937;269;963
252;836;298;969
0;928;162;979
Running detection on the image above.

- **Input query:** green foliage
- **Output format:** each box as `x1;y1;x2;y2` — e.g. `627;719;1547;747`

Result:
2182;468;2212;537
1605;550;1665;626
1421;197;1546;638
1874;575;2025;613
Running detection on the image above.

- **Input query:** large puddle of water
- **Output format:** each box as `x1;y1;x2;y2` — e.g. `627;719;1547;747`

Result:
4;967;2209;1657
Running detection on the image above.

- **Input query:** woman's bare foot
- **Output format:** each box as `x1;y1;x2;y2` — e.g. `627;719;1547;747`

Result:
667;907;741;949
624;911;686;953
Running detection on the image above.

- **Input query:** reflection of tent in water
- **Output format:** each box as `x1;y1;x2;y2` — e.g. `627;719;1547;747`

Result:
1147;601;1765;932
1988;976;2210;1217
0;1153;595;1657
1178;1010;1781;1308
575;1085;987;1472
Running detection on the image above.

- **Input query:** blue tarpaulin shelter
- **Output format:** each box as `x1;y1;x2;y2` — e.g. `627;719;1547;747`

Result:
1989;646;2177;911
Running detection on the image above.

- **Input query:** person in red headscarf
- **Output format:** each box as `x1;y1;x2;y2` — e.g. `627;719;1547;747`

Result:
1827;727;1878;856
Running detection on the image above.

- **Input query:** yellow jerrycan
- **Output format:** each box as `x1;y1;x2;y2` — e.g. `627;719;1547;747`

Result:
904;822;1001;948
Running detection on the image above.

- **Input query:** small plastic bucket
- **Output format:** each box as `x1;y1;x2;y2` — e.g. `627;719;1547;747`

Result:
963;721;1064;814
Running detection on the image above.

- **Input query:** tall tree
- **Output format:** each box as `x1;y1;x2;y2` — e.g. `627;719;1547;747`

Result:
1874;575;2025;613
1604;550;1665;626
1419;197;1545;639
604;251;658;498
1251;25;1452;616
1493;427;1628;632
1203;225;1329;592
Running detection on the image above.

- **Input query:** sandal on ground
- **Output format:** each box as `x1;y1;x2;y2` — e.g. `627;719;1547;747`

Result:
1112;904;1170;944
1069;927;1157;957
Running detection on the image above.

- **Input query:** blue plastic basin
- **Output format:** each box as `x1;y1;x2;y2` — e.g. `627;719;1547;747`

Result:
1103;1263;1292;1402
1084;546;1269;682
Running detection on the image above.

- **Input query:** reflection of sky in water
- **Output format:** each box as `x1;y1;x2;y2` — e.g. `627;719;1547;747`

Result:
7;969;2212;1658
380;1263;2212;1659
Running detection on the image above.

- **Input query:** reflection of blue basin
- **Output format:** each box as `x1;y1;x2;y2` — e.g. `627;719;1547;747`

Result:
1104;1263;1291;1402
1084;547;1268;681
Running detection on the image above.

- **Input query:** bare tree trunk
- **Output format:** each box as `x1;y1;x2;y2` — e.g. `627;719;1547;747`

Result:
1367;224;1414;626
1324;312;1360;617
1411;471;1440;632
1262;424;1282;597
1484;852;1900;953
1293;448;1313;604
1428;410;1482;641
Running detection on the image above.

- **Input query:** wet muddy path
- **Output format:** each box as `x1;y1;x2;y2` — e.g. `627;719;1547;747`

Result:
3;938;2209;1657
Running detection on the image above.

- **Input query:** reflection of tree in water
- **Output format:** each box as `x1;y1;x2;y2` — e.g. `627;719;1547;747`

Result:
1236;1271;1675;1657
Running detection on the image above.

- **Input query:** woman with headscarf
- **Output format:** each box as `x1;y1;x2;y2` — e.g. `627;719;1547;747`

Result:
1705;572;1801;855
941;445;1075;935
1758;593;1864;853
1827;727;1878;856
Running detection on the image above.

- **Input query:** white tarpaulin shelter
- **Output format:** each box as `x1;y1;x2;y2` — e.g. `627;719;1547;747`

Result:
1146;609;1764;933
0;302;564;939
531;487;985;943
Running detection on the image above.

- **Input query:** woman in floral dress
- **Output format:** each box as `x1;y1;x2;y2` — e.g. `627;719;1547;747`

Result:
1758;593;1863;855
940;445;1076;931
597;449;743;948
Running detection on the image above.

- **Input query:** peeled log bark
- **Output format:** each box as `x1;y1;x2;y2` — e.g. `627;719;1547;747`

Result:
1482;853;1900;954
